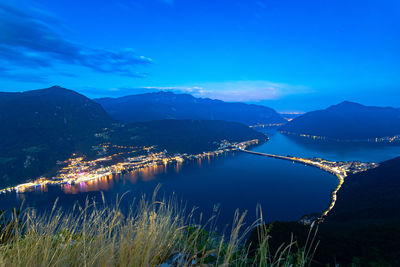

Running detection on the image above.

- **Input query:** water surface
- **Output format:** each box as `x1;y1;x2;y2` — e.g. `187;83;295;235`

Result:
1;131;398;226
257;131;400;162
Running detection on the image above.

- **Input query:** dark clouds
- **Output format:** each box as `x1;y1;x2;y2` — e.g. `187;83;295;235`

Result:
0;3;152;79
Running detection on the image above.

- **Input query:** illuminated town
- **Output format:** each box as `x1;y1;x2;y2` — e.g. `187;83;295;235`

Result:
0;140;257;194
249;123;286;128
280;130;400;143
0;137;378;224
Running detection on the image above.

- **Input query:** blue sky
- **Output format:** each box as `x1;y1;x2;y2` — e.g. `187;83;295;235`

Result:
0;0;399;111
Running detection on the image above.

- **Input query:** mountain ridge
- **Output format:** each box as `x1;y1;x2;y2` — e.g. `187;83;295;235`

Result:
95;91;286;125
280;101;400;140
0;86;113;186
0;86;267;187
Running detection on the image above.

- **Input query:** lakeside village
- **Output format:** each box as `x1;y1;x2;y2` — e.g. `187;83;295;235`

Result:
302;157;379;176
279;130;400;143
0;138;378;195
0;139;260;194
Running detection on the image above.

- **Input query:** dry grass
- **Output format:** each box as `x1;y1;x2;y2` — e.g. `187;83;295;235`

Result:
0;190;317;266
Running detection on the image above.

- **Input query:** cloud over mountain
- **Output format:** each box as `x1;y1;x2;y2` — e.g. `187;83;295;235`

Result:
139;81;310;102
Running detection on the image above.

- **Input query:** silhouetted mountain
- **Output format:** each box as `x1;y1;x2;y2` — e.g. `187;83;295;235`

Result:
247;157;400;265
0;87;267;187
313;156;400;265
95;91;285;125
109;119;267;154
0;86;113;186
280;101;400;140
327;156;400;224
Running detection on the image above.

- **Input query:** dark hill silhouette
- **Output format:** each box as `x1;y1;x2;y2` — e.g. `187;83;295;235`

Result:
109;119;267;154
0;86;113;186
280;101;400;140
316;156;400;265
95;91;285;125
327;156;400;224
0;87;267;187
1;86;112;146
247;157;400;266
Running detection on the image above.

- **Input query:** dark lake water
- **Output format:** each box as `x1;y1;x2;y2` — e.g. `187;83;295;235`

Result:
257;130;400;163
1;131;399;227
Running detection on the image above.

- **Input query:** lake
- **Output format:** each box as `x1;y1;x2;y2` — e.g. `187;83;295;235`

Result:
1;131;399;227
257;130;400;162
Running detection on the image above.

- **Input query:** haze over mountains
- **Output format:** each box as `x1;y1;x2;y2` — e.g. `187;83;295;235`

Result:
95;91;286;125
280;101;400;140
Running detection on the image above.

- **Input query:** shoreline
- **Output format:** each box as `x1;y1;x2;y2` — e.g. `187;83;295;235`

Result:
0;136;374;226
237;141;377;224
280;130;400;144
0;139;261;195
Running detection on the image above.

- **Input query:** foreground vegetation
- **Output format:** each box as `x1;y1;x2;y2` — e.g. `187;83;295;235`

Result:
0;191;317;266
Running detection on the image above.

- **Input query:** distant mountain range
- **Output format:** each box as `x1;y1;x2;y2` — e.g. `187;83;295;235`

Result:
280;101;400;140
0;86;266;187
95;91;286;125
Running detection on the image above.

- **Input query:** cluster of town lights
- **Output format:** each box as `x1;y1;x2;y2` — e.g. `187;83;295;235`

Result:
0;140;258;194
1;138;378;225
280;131;400;143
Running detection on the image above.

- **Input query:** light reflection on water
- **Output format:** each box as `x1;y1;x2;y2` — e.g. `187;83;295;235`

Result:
53;156;203;195
4;132;400;224
61;174;116;194
1;147;338;224
258;131;400;162
10;154;218;202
